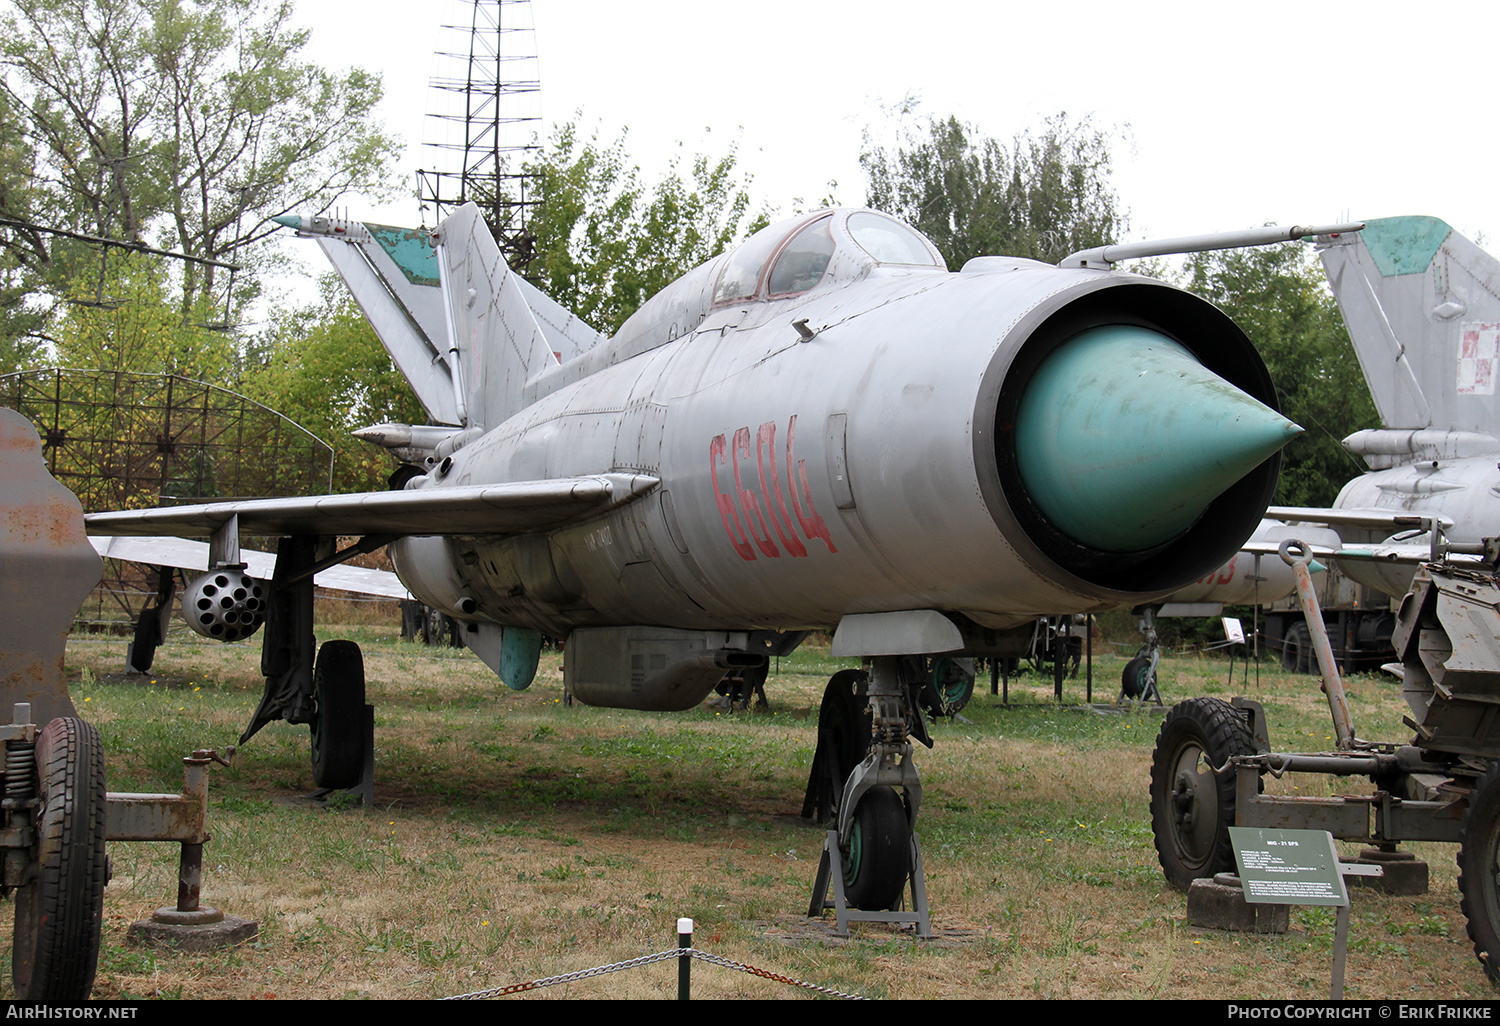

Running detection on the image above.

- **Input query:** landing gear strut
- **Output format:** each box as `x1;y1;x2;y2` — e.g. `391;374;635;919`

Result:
808;656;932;936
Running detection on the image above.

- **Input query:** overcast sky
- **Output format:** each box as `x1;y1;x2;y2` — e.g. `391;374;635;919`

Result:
293;0;1500;265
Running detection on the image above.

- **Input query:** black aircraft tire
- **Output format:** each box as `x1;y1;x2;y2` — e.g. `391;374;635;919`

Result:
129;604;161;673
310;640;366;790
13;718;108;1001
824;670;873;786
1458;761;1500;984
1149;698;1255;890
842;785;911;911
1285;622;1313;675
921;658;975;718
1121;656;1152;699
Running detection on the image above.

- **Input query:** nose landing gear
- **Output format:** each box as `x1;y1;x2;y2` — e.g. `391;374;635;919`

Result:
807;656;933;936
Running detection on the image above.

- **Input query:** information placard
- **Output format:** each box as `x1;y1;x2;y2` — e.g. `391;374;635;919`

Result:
1227;826;1348;906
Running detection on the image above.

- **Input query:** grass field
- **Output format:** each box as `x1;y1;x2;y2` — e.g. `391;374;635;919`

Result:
23;629;1498;1000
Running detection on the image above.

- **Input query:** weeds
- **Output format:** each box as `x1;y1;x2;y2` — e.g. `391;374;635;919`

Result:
32;633;1497;999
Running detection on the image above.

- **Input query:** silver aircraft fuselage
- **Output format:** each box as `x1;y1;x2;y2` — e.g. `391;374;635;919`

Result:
388;208;1291;639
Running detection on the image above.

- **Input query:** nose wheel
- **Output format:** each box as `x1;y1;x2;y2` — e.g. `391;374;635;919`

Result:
808;657;932;936
841;784;912;911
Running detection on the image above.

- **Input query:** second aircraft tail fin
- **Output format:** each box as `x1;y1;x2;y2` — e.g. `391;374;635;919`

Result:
1318;216;1500;466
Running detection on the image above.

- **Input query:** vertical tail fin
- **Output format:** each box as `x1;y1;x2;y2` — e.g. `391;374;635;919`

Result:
282;205;608;433
430;204;558;431
298;217;462;427
1318;217;1500;448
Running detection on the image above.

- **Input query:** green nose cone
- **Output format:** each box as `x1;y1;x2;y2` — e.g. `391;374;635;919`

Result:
1016;325;1301;552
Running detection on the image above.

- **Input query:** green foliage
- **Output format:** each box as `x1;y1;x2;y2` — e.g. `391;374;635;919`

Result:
242;281;425;493
862;109;1126;268
0;265;47;374
0;0;399;317
1184;244;1376;506
0;87;52;368
525;122;768;333
51;252;237;378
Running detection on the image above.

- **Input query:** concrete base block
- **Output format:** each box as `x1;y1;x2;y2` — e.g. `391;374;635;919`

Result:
126;906;258;952
1349;848;1428;896
1186;876;1289;934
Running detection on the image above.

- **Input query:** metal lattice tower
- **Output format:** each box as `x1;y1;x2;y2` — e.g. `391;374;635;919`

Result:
417;0;542;274
0;368;334;627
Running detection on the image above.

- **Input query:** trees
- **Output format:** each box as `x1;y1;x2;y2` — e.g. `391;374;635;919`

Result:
862;110;1126;269
1185;244;1375;507
0;0;398;317
50;254;237;378
525;123;768;334
242;282;425;493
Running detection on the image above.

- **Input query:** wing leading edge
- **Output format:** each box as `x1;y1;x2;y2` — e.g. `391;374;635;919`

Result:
84;473;659;539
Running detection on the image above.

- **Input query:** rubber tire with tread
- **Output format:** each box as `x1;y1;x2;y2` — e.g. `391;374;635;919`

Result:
1458;761;1500;984
12;717;108;1001
1283;621;1313;674
310;640;366;790
1149;697;1256;890
1121;656;1153;699
842;785;911;911
921;658;975;718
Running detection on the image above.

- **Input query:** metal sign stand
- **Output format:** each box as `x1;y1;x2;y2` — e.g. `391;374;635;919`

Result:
1229;826;1383;999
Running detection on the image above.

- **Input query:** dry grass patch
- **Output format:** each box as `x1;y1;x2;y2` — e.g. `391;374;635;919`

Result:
6;632;1487;999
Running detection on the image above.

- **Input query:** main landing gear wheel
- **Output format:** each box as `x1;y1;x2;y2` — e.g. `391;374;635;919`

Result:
801;670;873;824
13;718;108;1001
1458;761;1500;984
1149;697;1255;890
310;640;366;790
842;785;911;911
921;658;974;718
1282;621;1312;674
1121;656;1153;699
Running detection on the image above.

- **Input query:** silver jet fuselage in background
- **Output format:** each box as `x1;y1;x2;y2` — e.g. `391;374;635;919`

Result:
1314;217;1500;598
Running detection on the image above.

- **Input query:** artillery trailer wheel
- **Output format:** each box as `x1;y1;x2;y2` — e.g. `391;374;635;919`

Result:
310;640;366;790
13;718;108;1001
842;785;911;911
1458;761;1500;984
921;658;975;718
1149;697;1255;890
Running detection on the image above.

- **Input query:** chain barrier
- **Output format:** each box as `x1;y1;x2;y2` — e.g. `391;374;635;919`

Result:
445;946;867;1000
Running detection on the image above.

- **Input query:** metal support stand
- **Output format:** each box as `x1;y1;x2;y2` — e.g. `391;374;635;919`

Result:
115;748;259;950
306;703;375;807
808;828;932;938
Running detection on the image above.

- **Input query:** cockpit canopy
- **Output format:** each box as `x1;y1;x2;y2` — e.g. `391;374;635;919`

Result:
711;209;945;306
603;209;946;367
